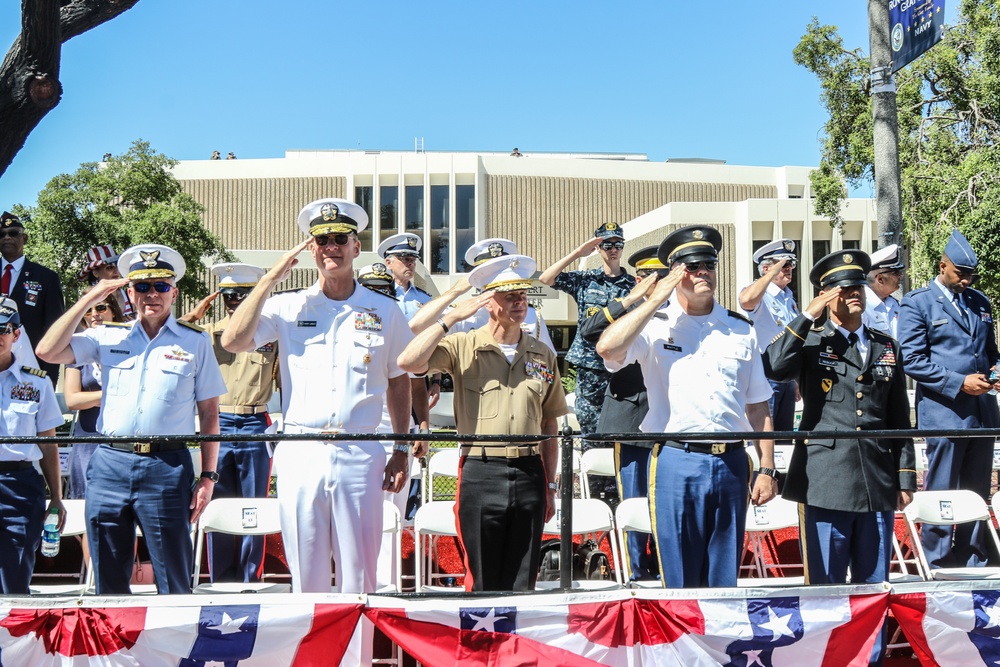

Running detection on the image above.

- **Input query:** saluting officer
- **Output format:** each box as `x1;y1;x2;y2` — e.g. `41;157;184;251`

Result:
597;226;778;588
0;298;65;594
37;244;226;594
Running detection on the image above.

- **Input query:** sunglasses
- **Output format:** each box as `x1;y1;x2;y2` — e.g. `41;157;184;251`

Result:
600;241;625;251
0;323;16;335
636;269;655;279
779;260;796;270
0;229;23;239
684;261;718;272
85;303;110;315
222;291;249;301
132;281;173;293
314;234;353;246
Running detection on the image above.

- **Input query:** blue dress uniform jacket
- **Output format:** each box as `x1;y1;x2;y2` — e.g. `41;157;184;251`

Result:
765;315;917;512
898;284;1000;430
10;259;64;383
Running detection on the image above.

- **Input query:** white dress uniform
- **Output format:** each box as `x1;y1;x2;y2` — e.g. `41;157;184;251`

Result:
254;281;412;595
863;285;901;338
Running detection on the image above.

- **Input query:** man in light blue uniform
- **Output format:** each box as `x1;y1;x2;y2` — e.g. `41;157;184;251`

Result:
598;226;778;588
0;298;65;594
38;244;226;594
740;239;799;439
899;230;1000;569
378;232;433;319
863;244;904;338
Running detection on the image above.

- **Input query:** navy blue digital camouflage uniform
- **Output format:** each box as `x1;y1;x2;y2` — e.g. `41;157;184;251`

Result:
552;268;634;500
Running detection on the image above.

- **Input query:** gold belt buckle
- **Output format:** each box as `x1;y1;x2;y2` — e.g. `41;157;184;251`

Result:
505;445;520;458
136;442;152;454
711;443;726;455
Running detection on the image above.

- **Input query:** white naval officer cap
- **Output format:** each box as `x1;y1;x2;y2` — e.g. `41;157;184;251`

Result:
377;232;422;259
297;198;369;237
464;238;519;267
468;255;536;293
118;244;186;282
752;239;797;264
869;244;905;272
211;263;265;294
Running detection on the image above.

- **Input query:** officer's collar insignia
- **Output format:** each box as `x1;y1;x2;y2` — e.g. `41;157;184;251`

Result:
821;378;833;393
321;203;339;221
488;242;504;257
693;230;703;240
140;250;160;268
843;253;853;264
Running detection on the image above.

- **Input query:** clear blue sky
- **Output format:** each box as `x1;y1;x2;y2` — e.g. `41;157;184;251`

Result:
0;1;961;208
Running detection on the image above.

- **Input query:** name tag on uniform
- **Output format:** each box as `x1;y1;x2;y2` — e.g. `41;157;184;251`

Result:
297;321;317;328
663;343;682;352
932;319;948;327
819;358;838;367
110;349;129;355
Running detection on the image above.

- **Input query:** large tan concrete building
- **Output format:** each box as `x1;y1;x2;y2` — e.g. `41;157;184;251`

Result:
172;149;878;358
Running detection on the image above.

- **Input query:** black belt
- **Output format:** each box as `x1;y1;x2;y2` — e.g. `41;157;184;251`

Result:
0;461;33;472
107;441;187;454
659;440;744;455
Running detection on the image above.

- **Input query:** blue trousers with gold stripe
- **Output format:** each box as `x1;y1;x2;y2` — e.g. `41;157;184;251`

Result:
615;442;656;581
650;443;750;588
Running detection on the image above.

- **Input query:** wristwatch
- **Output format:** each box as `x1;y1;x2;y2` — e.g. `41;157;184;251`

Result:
757;467;779;480
200;470;220;483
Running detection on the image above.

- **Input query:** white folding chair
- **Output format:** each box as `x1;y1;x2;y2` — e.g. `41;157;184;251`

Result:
30;499;91;595
412;500;463;592
579;448;616;500
904;489;1000;580
537;498;622;590
422;449;460;504
740;495;804;585
613;497;660;588
191;497;290;593
772;444;795;474
914;440;928;473
888;511;924;582
378;500;403;594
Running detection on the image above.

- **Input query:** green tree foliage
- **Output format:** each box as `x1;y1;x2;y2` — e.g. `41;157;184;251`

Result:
795;1;1000;298
12;140;234;302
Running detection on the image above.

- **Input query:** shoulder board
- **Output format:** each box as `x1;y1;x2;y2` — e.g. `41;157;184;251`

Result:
413;285;432;297
907;285;932;296
21;366;47;378
363;285;398;301
101;321;130;327
865;326;894;343
726;309;753;326
770;331;785;345
177;320;205;333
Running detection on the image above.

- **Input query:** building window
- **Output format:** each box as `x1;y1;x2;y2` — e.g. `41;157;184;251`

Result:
456;184;476;272
429;185;450;275
843;239;861;250
405;185;424;234
380;186;398;238
355;185;373;251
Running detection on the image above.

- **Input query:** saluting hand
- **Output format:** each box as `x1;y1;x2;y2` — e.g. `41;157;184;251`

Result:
449;290;494;323
182;291;220;322
650;265;685;305
764;258;789;282
575;237;603;258
92;278;130;302
804;287;842;320
267;238;311;284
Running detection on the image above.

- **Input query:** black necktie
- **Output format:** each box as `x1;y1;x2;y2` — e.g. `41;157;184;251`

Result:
846;332;862;367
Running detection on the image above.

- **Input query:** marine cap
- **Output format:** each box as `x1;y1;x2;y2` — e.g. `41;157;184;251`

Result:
118;244;186;282
468;255;536;292
0;212;23;229
752;239;796;264
627;245;666;271
211;263;265;295
944;230;977;271
464;238;519;267
810;250;871;289
657;225;723;266
869;244;905;272
594;222;625;241
0;297;19;326
377;232;422;259
297;198;369;237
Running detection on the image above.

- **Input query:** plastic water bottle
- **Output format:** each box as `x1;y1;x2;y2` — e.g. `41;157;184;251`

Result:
41;507;60;557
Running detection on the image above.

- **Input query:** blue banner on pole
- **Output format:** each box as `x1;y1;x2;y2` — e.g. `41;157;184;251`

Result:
889;0;946;73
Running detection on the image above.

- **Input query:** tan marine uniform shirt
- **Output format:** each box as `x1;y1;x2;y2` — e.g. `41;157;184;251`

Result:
427;326;567;437
205;315;279;411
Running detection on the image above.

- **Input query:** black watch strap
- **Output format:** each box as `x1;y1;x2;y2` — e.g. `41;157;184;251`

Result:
200;470;220;483
757;466;779;480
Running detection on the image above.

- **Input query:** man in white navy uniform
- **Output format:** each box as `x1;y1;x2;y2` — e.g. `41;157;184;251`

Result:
37;244;225;594
0;298;65;594
863;244;905;338
739;239;799;440
222;198;412;666
597;225;778;588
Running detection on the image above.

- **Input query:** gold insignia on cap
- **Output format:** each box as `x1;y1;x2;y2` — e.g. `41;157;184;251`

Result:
374;262;387;273
606;223;617;231
843;253;853;264
822;378;833;393
488;242;504;257
407;237;417;248
225;266;233;273
783;240;793;251
140;250;161;268
321;203;339;222
510;258;519;269
3;220;11;228
693;230;704;240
